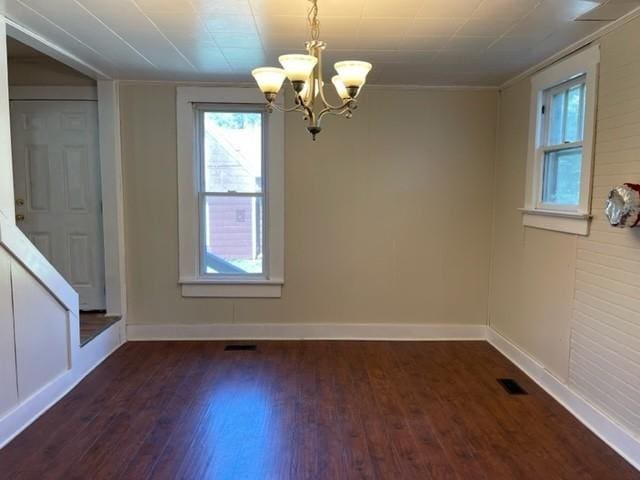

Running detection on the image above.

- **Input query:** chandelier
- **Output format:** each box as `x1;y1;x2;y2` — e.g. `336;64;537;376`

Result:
251;0;372;140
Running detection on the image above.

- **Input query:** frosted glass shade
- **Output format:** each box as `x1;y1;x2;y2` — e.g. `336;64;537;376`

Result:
331;75;349;100
251;67;286;94
279;54;318;82
334;60;372;88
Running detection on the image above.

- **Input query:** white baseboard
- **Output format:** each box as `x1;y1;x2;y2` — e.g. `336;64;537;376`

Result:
0;319;125;449
487;327;640;471
126;322;488;341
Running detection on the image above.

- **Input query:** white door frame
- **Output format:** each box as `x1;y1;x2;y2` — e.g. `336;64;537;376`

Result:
5;28;126;318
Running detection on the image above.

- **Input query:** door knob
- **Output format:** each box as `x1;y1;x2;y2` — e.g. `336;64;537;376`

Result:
16;214;24;222
15;198;24;206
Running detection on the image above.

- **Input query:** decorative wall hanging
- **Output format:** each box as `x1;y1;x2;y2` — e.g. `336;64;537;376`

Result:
604;183;640;228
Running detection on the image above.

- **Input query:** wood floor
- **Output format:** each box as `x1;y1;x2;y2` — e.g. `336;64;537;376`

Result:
1;341;637;480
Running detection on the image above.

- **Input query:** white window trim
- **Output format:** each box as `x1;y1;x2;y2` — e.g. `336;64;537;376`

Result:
522;45;599;236
176;87;284;298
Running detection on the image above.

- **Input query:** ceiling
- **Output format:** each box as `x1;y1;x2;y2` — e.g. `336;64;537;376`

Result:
2;0;640;86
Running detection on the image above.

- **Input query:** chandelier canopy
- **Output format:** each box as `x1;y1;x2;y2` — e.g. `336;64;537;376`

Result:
251;0;372;140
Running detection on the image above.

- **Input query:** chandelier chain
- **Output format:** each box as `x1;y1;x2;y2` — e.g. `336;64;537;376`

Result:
307;0;320;41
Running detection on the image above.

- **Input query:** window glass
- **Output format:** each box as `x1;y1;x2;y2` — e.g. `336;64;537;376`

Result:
548;91;565;145
203;196;263;274
564;84;585;143
547;80;585;146
541;147;582;206
203;112;262;193
199;109;265;276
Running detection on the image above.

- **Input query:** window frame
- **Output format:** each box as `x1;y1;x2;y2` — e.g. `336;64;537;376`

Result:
194;103;267;279
537;75;586;211
521;45;599;235
177;87;284;298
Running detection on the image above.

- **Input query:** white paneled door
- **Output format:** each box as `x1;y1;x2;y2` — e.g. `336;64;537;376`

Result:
10;100;105;311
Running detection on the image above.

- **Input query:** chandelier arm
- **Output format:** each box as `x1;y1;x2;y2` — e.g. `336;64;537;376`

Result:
269;102;306;114
316;55;345;110
317;107;349;122
267;91;312;113
320;94;354;112
317;99;357;119
310;39;345;111
317;90;344;111
302;102;316;124
314;107;353;129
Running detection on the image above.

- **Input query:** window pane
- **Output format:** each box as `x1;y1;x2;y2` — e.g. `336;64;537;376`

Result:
564;83;585;143
541;147;582;206
548;91;565;145
203;195;263;275
203;112;262;193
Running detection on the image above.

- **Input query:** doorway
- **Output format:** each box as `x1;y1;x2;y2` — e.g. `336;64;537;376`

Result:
6;36;116;345
10;99;106;311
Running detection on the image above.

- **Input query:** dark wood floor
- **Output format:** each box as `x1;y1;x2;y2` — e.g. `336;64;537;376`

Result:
1;341;637;480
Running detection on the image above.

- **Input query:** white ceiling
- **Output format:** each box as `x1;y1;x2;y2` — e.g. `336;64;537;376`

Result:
2;0;640;86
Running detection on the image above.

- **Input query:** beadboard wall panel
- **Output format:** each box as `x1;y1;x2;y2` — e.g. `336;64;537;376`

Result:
569;17;640;440
490;14;640;450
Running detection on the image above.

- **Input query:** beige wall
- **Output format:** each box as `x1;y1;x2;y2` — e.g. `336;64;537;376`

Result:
121;85;497;326
489;77;577;380
7;57;95;86
490;15;640;437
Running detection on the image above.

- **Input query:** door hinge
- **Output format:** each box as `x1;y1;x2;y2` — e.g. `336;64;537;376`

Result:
541;105;546;115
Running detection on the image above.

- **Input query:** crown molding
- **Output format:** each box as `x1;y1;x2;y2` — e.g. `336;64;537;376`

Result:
3;17;110;80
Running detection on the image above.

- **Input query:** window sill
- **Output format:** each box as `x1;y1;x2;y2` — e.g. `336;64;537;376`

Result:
179;278;283;298
519;208;591;235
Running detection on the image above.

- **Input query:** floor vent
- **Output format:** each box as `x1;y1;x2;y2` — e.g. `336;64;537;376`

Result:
224;344;257;351
497;378;527;395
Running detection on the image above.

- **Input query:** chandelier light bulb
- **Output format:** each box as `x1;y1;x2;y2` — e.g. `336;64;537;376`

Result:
334;61;372;88
331;75;350;100
278;54;318;83
251;67;286;96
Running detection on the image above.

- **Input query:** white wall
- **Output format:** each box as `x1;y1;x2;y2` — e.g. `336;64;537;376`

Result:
0;249;18;416
12;258;69;400
569;18;640;438
0;22;14;222
120;84;498;328
490;14;640;442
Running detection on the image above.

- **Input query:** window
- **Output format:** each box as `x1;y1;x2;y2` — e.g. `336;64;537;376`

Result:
177;88;284;298
539;76;585;208
522;46;599;235
197;108;265;276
